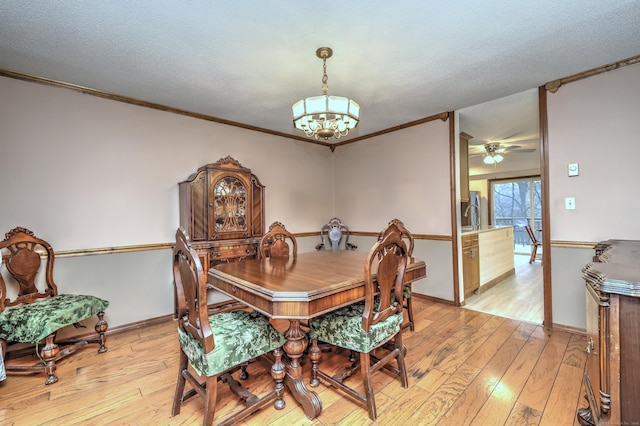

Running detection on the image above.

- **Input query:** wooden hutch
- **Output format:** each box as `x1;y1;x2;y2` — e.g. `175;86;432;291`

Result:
178;156;265;269
577;239;640;425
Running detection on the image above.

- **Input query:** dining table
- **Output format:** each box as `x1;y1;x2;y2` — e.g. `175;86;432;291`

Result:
207;249;426;420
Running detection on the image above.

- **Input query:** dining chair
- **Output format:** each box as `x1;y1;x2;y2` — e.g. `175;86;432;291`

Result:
259;221;297;259
307;222;409;421
0;226;109;385
171;227;287;425
382;218;416;331
525;224;542;263
315;217;357;251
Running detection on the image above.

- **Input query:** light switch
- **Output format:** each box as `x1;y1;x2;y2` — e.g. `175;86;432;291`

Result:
565;197;576;210
568;163;579;177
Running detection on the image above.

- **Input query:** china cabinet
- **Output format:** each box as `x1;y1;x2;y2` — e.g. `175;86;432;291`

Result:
178;156;265;269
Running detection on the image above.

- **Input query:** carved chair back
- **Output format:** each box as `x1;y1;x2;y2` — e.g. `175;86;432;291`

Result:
0;227;58;312
316;217;357;251
362;223;408;332
173;227;214;353
259;221;297;259
380;218;414;257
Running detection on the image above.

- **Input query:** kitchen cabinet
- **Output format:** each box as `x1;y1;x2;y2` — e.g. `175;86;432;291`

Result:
459;132;472;202
462;233;480;298
178;156;265;270
578;240;640;426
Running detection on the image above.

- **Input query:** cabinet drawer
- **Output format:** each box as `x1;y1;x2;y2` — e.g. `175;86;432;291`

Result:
462;234;479;247
210;243;258;261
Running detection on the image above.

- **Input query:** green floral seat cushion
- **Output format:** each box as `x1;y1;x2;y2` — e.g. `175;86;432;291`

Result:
177;310;286;377
403;284;411;300
309;302;403;353
0;294;109;343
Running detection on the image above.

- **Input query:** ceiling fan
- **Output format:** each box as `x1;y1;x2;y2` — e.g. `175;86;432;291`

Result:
469;139;537;164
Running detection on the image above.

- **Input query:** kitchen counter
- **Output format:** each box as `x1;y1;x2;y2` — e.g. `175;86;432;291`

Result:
461;226;515;291
461;225;513;235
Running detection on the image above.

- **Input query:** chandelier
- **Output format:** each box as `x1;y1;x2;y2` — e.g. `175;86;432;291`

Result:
483;143;504;164
292;47;360;140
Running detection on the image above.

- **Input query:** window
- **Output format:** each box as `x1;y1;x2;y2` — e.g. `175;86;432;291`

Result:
491;177;541;254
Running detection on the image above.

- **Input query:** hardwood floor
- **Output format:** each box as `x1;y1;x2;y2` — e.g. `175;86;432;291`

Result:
463;254;544;324
0;297;587;425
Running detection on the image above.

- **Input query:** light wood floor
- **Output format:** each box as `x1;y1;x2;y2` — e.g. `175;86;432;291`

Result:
464;254;544;324
0;297;587;425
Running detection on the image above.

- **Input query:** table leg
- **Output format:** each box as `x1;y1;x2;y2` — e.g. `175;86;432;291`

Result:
282;319;322;419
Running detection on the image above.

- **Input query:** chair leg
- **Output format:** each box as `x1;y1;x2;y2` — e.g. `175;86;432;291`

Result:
530;245;537;263
406;296;415;331
359;351;377;421
203;375;218;425
270;348;286;410
395;334;409;388
40;334;59;385
94;311;108;353
308;339;321;387
172;350;189;417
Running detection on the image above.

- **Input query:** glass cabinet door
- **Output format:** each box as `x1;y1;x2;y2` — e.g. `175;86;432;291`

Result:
213;176;247;234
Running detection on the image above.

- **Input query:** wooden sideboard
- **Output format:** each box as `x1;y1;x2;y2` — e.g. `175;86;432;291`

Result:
178;156;265;269
578;240;640;426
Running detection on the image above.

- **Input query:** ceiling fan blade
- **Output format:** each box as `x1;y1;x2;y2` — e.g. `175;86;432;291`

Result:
510;148;537;153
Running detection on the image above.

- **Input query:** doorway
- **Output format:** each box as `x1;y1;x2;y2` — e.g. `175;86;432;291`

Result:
464;176;543;324
458;89;544;324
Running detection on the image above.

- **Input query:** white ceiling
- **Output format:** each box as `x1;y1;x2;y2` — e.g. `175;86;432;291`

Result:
1;1;639;154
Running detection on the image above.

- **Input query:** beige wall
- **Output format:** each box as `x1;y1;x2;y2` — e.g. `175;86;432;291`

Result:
546;61;640;329
2;60;639;331
0;75;335;327
0;76;334;250
334;123;454;300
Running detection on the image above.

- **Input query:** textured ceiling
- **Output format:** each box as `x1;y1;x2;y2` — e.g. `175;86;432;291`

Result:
1;1;639;154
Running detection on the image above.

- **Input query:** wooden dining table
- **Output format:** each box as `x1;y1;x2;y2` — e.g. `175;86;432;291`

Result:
207;249;426;420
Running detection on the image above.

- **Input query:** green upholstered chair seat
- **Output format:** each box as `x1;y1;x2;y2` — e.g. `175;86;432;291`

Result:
403;284;411;300
0;294;109;343
177;310;286;377
309;302;403;353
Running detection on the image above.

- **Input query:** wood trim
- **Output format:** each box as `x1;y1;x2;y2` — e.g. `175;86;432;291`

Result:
545;55;640;93
449;111;461;306
0;67;450;151
348;231;452;241
538;85;553;334
48;235;594;259
55;242;173;258
551;240;597;249
552;322;586;336
62;313;175;342
412;292;456;306
0;68;329;145
479;267;515;293
329;112;450;148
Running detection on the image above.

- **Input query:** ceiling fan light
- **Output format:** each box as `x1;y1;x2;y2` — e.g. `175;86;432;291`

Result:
494;154;504;162
483;156;495;164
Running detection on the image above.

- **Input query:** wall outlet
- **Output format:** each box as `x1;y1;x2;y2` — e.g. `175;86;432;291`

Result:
565;197;576;210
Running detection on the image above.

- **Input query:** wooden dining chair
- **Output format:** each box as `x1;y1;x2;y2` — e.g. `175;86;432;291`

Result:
0;226;109;385
171;227;287;425
381;219;416;331
259;221;297;259
308;222;409;421
525;224;542;263
315;217;357;251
